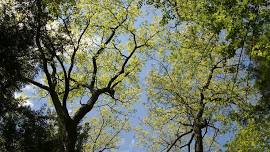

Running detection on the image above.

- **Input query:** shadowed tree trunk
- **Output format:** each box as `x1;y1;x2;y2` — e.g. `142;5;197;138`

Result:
194;124;203;152
63;119;77;152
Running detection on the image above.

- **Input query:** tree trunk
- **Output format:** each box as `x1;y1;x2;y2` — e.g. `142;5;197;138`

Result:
194;124;203;152
62;119;78;152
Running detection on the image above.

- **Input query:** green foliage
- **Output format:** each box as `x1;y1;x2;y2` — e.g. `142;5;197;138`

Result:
80;107;130;151
1;0;269;151
5;0;159;150
138;0;269;151
137;22;257;151
37;0;157;105
226;120;270;152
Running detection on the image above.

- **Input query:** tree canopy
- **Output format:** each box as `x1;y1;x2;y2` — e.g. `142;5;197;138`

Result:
0;0;269;152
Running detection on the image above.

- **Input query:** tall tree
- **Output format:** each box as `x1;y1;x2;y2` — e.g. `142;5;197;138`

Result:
137;23;256;152
5;0;158;151
137;0;269;151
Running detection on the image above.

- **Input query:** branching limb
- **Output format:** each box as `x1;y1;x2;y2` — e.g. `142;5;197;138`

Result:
34;0;70;120
107;31;145;89
23;77;50;91
166;129;193;152
89;19;126;91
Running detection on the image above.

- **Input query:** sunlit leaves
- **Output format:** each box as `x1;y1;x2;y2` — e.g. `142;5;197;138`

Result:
82;107;130;151
226;120;270;152
137;1;260;150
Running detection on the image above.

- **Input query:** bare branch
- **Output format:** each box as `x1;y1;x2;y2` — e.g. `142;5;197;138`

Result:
113;43;128;58
89;21;125;91
197;57;227;119
62;22;91;107
92;114;106;151
107;31;144;89
166;129;193;152
89;56;97;91
23;77;50;91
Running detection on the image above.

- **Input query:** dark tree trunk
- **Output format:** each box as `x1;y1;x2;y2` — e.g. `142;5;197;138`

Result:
62;119;78;152
194;124;203;152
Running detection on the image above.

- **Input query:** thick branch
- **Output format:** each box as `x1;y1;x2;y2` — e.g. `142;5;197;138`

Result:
73;88;109;124
197;58;225;119
35;0;69;120
23;77;50;91
62;22;91;107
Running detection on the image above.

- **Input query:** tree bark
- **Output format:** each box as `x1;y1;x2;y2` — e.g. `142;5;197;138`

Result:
62;119;78;152
194;124;203;152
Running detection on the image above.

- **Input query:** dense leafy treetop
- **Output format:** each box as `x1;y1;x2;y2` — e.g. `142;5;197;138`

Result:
0;0;269;151
137;0;270;151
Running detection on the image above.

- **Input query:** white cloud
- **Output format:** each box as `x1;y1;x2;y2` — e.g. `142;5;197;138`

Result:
68;108;73;114
14;92;34;108
14;92;21;98
22;85;35;94
22;100;34;108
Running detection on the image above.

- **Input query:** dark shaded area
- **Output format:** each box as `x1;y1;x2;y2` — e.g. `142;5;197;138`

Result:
0;1;37;97
0;104;63;152
0;1;63;152
0;1;90;151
